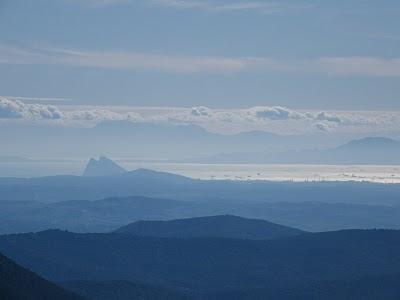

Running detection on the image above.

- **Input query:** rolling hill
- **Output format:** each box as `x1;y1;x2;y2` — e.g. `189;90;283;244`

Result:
114;215;305;239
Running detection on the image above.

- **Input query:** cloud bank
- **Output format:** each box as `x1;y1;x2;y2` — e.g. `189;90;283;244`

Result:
1;97;400;135
0;97;62;120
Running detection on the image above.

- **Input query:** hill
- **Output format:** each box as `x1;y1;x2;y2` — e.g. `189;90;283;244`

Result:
114;215;305;239
0;251;85;300
83;157;126;177
2;229;400;296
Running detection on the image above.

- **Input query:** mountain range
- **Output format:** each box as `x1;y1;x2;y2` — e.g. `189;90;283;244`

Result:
0;121;341;160
2;196;400;234
194;137;400;164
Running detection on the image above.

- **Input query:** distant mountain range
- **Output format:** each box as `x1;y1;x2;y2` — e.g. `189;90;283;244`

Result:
83;157;126;177
2;120;397;164
194;137;400;164
114;215;305;240
3;195;400;234
0;251;84;300
2;229;400;299
0;120;337;160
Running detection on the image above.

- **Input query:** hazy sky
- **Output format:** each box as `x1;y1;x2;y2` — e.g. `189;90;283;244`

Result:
1;0;399;109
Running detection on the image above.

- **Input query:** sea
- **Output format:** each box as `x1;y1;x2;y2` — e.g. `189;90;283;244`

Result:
0;160;400;184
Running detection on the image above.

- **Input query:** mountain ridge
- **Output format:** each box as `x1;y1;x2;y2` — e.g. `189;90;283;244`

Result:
114;215;305;240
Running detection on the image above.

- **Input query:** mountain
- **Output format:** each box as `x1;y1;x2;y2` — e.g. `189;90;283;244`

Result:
195;136;400;165
114;215;305;240
61;280;190;300
2;229;400;297
339;136;400;148
83;157;126;177
0;251;85;300
323;137;400;164
0;121;327;161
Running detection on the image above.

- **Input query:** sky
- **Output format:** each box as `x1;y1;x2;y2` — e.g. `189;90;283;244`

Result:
0;0;400;136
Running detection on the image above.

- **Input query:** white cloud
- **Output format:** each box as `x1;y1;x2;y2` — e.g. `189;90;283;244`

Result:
315;112;343;124
247;106;304;121
190;106;213;117
315;122;335;132
0;98;26;119
2;97;400;136
0;97;62;120
66;108;141;122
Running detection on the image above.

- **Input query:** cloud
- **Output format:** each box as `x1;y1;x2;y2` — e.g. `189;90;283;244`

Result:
2;98;400;136
247;106;304;121
0;98;26;119
0;97;62;120
315;112;343;124
315;122;335;132
150;0;284;13
0;46;252;73
318;57;400;77
190;106;212;117
66;108;141;122
2;45;400;77
0;97;143;124
67;0;131;6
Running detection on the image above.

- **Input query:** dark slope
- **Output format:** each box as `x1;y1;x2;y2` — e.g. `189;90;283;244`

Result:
114;215;305;240
83;157;126;177
61;280;190;300
0;252;85;300
2;230;400;294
